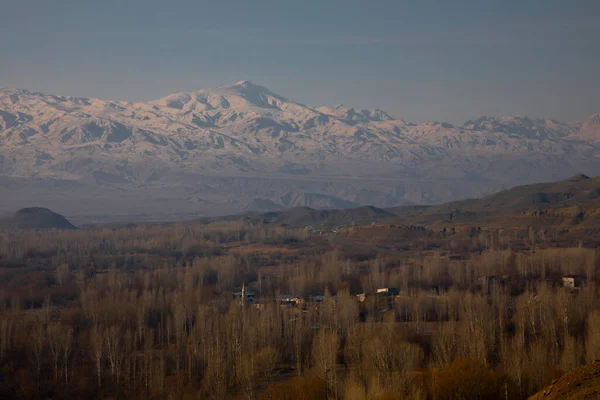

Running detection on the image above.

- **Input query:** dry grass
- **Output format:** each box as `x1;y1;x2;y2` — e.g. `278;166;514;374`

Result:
529;362;600;400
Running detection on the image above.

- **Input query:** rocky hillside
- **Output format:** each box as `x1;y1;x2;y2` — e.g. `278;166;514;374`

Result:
1;82;599;221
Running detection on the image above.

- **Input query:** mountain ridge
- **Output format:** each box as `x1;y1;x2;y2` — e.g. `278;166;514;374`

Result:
2;83;596;131
1;82;600;221
385;174;600;227
224;174;600;229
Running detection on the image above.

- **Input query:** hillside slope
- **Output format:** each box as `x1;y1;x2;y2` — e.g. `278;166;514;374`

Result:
387;174;600;227
529;362;600;400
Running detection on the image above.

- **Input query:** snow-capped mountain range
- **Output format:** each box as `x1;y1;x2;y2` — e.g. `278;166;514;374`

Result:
1;81;599;222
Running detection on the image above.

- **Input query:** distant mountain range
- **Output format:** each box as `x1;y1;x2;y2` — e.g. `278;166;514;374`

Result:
218;174;600;230
1;81;599;222
77;174;600;231
6;174;599;231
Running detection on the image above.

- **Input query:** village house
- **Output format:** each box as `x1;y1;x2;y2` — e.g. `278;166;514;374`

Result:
376;287;399;296
562;275;587;289
375;287;399;310
278;294;305;306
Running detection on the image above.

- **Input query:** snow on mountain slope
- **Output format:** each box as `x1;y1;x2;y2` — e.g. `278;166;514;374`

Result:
316;104;396;124
0;82;599;220
576;113;600;141
462;116;577;139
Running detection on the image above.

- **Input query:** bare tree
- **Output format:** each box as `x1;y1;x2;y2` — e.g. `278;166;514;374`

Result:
47;323;62;383
311;329;339;398
0;316;13;360
29;323;46;387
586;310;600;363
55;263;71;286
104;325;125;384
90;325;104;387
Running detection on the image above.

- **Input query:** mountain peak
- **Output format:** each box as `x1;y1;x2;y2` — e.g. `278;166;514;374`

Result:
218;80;289;104
575;113;600;141
225;80;271;93
587;113;600;125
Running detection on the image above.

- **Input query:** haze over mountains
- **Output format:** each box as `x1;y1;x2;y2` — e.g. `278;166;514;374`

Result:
1;81;599;223
5;173;596;233
217;174;600;230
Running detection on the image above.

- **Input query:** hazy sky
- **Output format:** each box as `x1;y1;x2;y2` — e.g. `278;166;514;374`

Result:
2;0;599;124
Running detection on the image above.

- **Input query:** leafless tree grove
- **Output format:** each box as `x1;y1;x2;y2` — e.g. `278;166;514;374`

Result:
0;222;598;399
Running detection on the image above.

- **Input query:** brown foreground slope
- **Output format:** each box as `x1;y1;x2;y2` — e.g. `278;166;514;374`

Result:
529;362;600;400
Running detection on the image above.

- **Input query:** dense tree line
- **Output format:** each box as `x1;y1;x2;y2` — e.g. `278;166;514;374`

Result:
0;222;599;399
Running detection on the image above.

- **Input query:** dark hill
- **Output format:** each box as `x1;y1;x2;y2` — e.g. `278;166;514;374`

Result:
386;174;600;226
0;207;77;230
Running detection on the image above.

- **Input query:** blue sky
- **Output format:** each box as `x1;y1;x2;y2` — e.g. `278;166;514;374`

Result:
1;0;599;124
